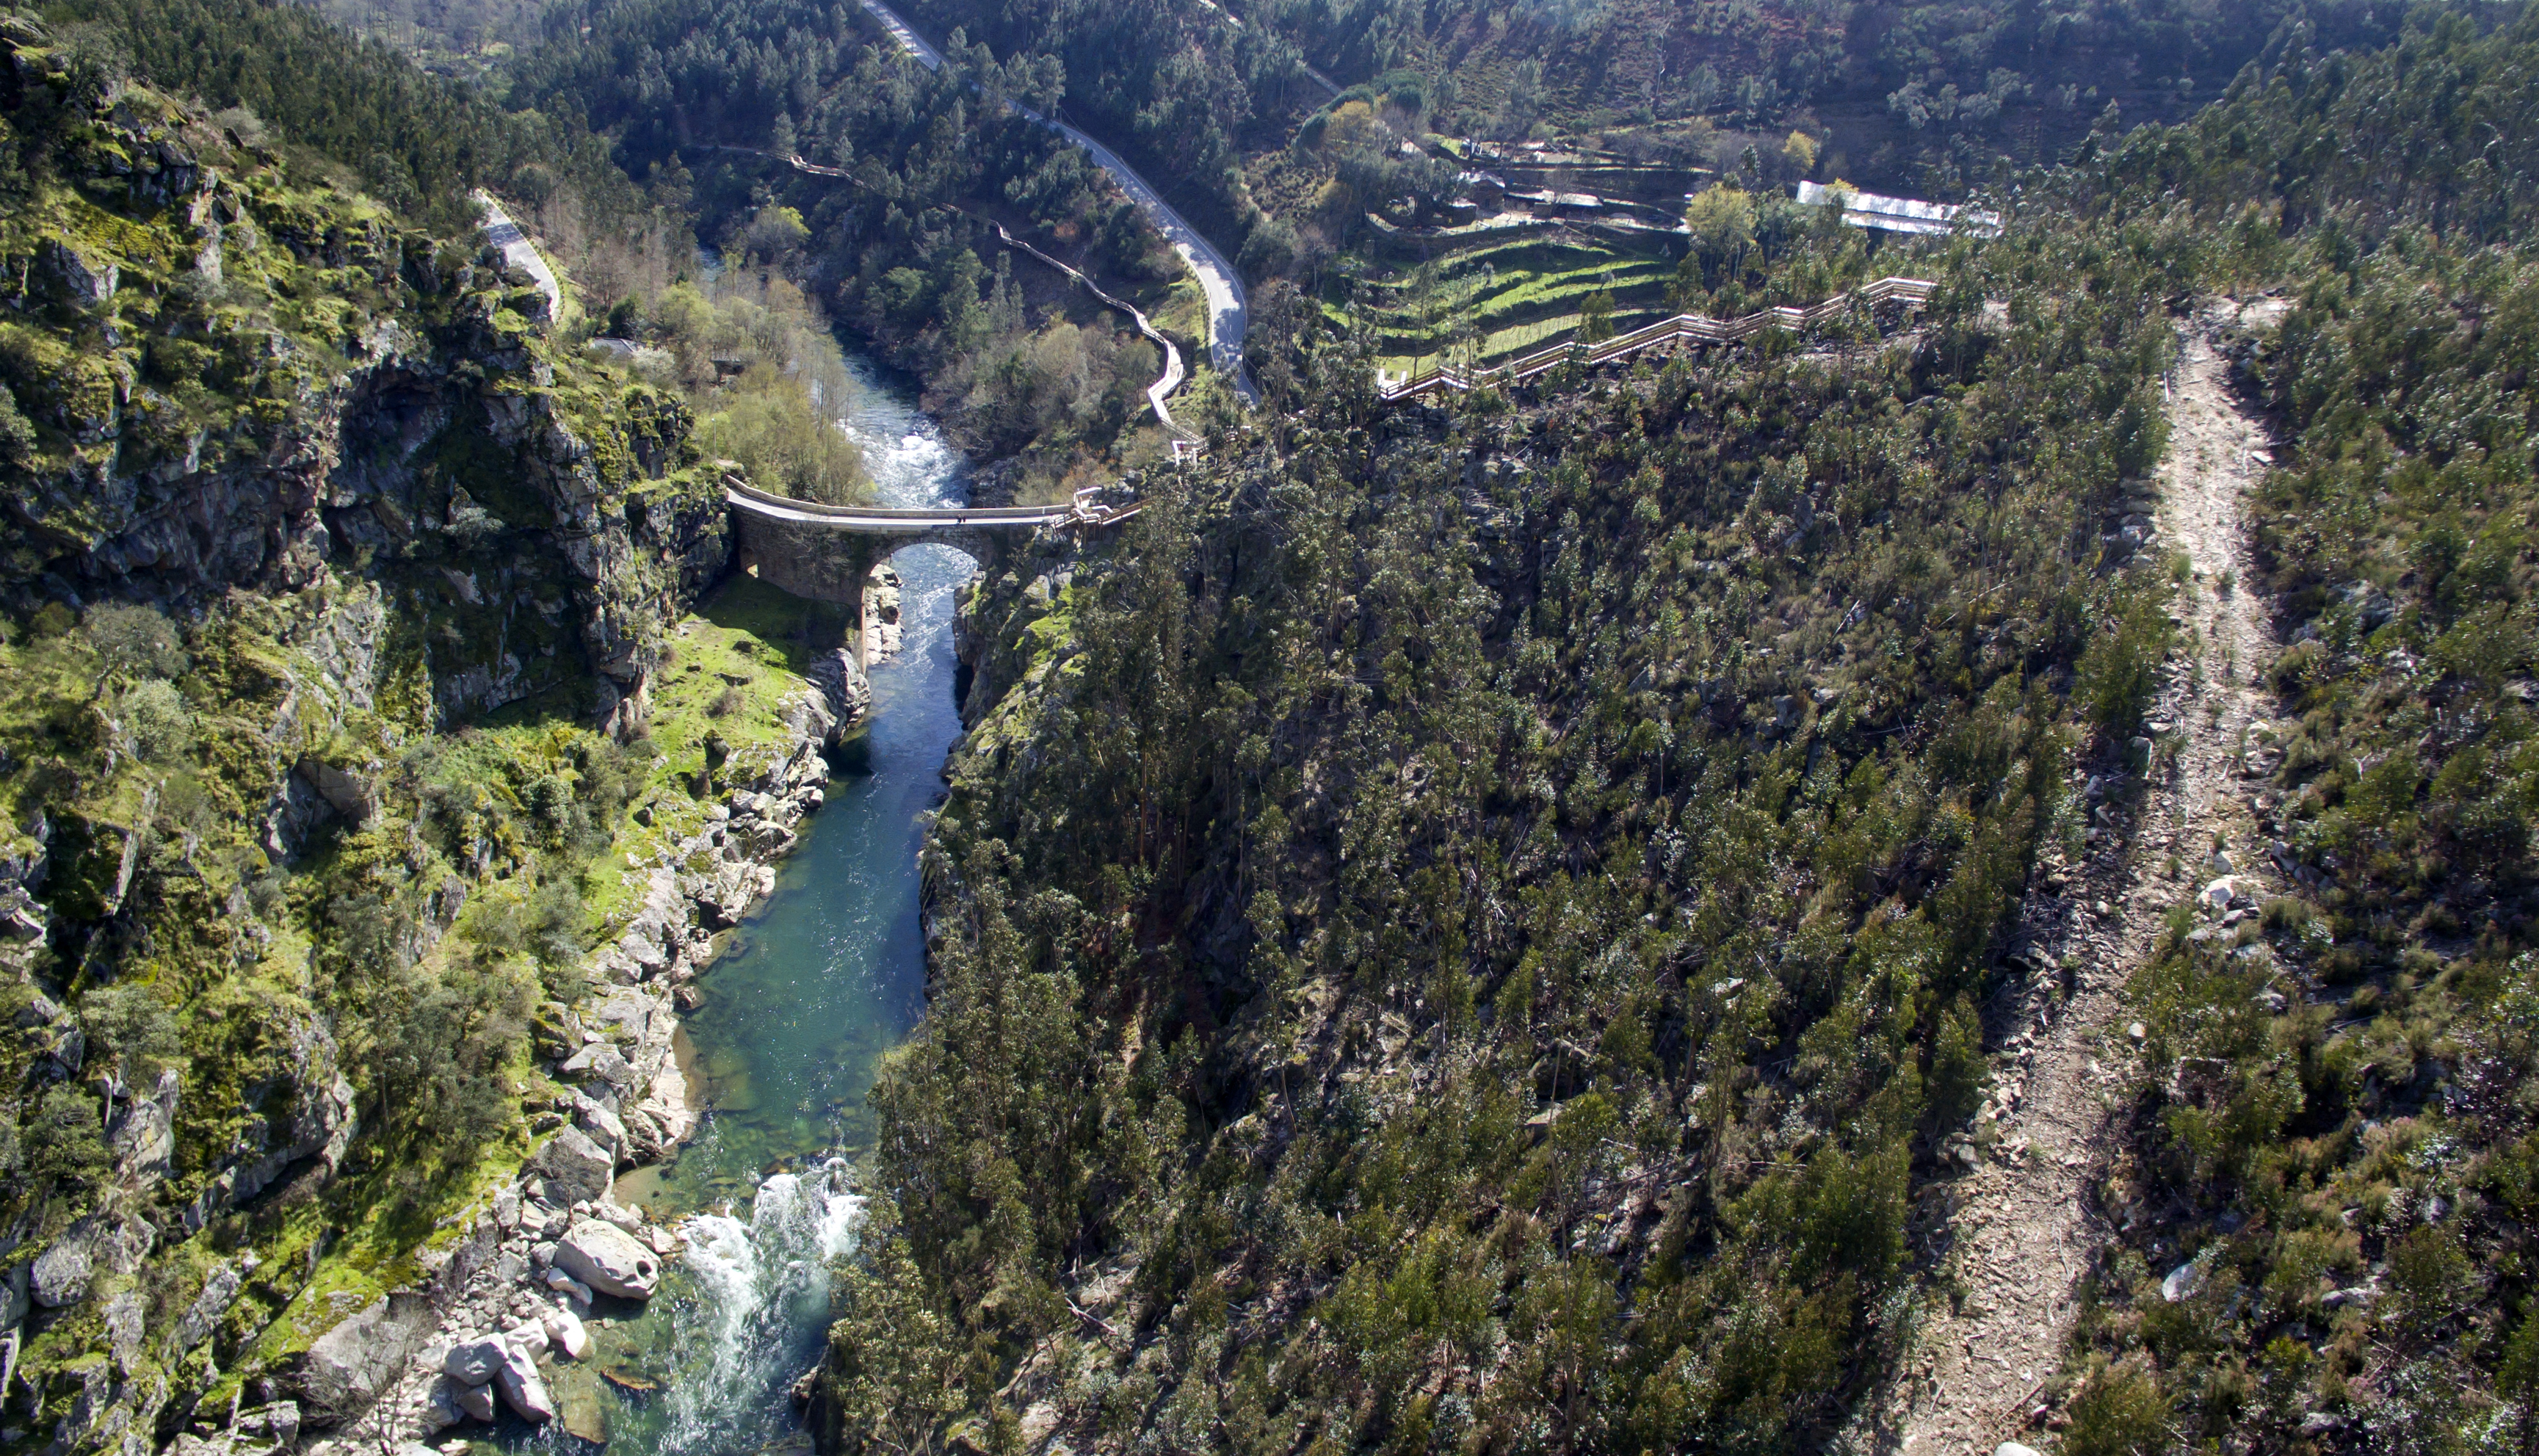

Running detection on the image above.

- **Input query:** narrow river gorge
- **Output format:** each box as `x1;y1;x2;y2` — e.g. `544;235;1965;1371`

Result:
512;360;975;1456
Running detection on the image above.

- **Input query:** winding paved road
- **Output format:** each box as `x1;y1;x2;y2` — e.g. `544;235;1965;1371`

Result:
474;191;561;319
855;0;1258;405
732;144;1198;443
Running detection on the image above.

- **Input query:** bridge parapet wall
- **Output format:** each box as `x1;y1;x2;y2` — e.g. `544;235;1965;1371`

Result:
727;510;1004;604
721;478;1140;607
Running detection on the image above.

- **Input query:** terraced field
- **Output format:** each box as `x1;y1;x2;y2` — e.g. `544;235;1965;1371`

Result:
1354;229;1679;374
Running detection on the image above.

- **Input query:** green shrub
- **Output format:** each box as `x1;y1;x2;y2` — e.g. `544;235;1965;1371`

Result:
79;984;181;1089
115;678;192;762
1925;994;1986;1130
82;603;185;683
2075;579;2175;734
2386;1225;2469;1332
2064;1359;2172;1456
696;363;868;506
25;1084;109;1192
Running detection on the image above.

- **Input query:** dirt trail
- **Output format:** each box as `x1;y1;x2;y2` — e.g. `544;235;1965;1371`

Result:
1862;302;2287;1455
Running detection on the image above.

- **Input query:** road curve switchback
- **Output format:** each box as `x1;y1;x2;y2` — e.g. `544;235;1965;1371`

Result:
854;0;1259;406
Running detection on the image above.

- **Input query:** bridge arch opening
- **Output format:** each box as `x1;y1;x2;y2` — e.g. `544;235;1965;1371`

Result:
855;537;985;670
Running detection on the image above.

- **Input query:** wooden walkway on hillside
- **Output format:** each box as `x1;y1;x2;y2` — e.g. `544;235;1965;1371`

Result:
723;146;1205;457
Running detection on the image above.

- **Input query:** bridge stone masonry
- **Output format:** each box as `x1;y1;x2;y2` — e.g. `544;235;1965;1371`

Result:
722;477;1142;643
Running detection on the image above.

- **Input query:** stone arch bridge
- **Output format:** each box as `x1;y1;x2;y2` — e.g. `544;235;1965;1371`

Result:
724;477;1138;634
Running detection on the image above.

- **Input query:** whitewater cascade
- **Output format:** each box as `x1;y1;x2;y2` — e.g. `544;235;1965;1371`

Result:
644;1161;865;1456
540;356;971;1456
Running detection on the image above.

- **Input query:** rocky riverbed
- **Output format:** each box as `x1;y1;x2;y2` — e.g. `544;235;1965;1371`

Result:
160;652;875;1456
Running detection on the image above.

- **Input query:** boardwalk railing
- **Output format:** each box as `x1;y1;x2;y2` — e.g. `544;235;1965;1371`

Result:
1380;275;1936;402
728;146;1205;457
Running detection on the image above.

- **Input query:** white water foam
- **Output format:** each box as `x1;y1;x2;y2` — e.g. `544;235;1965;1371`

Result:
645;1160;865;1456
835;359;976;668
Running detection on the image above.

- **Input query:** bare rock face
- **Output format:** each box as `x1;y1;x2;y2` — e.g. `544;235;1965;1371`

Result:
529;1125;615;1206
106;1068;180;1184
32;1209;153;1308
805;647;870;743
553;1219;662;1299
297;1292;434;1417
234;1401;300;1449
293;754;380;823
182;1000;358;1232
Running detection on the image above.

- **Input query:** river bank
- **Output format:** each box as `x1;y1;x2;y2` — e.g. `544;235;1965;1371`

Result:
286;360;982;1456
286;661;855;1454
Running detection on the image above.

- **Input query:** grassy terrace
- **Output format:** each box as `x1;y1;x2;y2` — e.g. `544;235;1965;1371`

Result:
1355;259;1675;374
1336;219;1683;375
577;575;852;932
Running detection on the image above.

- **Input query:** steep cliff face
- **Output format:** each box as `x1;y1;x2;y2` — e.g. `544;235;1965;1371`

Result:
0;18;772;1455
0;15;728;727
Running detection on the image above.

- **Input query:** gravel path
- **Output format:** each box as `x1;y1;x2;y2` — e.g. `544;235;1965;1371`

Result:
1861;300;2288;1455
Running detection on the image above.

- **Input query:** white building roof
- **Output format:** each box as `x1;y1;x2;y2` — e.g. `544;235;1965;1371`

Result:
1796;181;2002;237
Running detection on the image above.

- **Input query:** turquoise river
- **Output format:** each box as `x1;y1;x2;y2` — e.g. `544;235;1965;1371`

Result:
511;357;974;1456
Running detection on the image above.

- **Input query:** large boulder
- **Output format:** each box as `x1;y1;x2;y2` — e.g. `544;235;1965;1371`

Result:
456;1381;497;1422
233;1402;300;1448
573;1095;628;1163
492;1339;556;1424
443;1336;509;1386
543;1308;592;1360
557;1043;634;1090
421;1378;466;1433
553;1219;662;1299
297;1292;433;1417
530;1125;614;1205
620;1103;668;1162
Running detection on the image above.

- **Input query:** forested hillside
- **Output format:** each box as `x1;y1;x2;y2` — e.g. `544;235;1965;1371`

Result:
512;0;1220;492
823;193;2188;1451
883;0;2406;262
38;0;668;258
2050;10;2539;1449
0;7;858;1446
5;0;2537;1446
816;6;2539;1453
